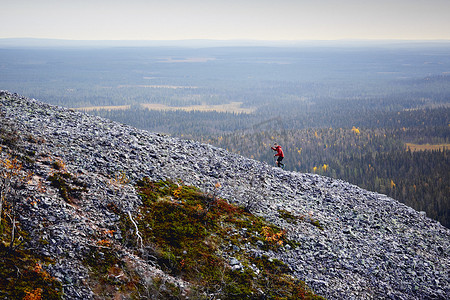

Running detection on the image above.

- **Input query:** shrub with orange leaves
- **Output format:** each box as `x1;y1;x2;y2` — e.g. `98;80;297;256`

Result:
33;263;53;281
22;288;42;300
172;186;182;198
97;239;112;247
261;226;285;246
1;147;26;245
109;171;130;187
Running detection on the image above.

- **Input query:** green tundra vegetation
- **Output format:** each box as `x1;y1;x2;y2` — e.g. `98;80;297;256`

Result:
126;178;325;299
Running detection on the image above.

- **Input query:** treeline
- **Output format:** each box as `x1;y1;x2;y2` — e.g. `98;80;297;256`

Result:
192;128;450;228
90;108;256;136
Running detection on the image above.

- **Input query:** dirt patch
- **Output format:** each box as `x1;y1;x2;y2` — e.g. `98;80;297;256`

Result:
405;143;449;152
140;102;255;114
74;102;255;114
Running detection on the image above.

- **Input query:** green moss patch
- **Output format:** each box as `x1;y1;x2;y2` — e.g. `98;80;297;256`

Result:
129;178;325;299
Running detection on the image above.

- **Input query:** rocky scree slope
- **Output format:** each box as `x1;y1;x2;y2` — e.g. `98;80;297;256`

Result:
0;91;449;299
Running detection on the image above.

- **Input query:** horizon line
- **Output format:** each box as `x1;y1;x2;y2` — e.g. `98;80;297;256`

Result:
1;37;450;48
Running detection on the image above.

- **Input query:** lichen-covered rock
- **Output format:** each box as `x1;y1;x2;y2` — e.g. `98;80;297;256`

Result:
1;91;449;299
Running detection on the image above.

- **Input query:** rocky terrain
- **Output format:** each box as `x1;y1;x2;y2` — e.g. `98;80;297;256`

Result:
1;90;449;299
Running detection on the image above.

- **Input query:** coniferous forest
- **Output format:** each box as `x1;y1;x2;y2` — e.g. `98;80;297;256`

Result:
1;41;449;227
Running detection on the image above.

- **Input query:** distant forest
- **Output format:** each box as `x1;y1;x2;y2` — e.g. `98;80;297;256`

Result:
1;44;449;227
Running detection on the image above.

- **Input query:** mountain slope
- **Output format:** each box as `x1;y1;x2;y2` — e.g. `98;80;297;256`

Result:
1;91;449;299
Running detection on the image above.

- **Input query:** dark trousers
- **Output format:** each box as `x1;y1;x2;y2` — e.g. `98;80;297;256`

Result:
276;156;284;167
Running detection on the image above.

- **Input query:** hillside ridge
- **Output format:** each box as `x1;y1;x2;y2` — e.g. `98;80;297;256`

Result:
1;91;449;299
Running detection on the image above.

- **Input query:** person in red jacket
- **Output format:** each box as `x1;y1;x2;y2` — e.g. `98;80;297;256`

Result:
271;143;284;168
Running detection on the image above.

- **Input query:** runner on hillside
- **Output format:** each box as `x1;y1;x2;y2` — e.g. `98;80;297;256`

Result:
271;143;284;168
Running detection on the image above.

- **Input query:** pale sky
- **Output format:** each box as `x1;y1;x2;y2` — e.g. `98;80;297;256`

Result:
1;0;450;41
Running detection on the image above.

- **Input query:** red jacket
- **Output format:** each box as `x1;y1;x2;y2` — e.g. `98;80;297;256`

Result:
272;145;284;158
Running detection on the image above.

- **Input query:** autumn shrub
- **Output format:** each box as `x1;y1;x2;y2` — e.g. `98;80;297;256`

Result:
0;147;32;249
0;244;62;299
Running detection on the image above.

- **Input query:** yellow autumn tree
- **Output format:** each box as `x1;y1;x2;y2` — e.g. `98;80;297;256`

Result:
351;126;360;135
390;180;396;189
